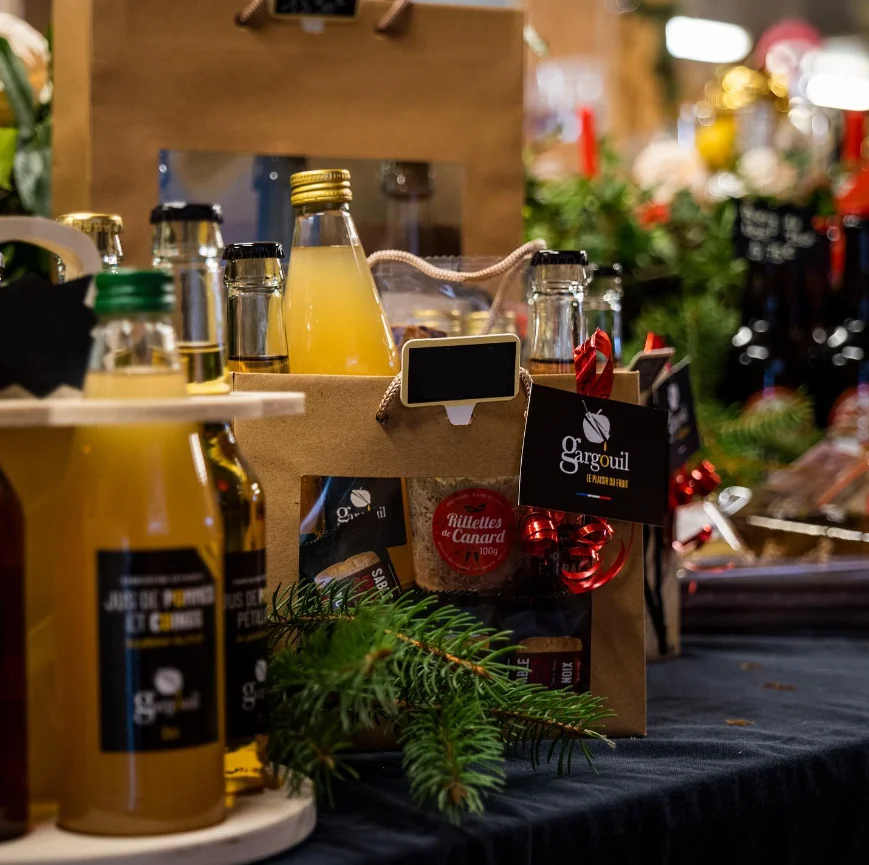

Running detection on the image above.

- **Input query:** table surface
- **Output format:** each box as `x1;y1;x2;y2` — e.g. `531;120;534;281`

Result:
266;635;869;865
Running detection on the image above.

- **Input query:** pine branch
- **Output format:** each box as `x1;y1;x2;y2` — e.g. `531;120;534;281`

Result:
401;695;505;824
267;584;614;821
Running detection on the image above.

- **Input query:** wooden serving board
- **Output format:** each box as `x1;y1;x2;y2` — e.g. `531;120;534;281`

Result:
0;392;304;428
0;787;316;864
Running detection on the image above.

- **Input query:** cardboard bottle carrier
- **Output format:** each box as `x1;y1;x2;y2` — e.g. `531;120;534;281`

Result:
234;370;647;736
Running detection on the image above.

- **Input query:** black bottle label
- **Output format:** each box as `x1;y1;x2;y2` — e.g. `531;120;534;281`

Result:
98;548;218;753
224;550;268;741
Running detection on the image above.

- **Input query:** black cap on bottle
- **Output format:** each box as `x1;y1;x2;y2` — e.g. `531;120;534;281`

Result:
149;202;223;225
222;241;284;261
589;263;623;278
530;249;588;267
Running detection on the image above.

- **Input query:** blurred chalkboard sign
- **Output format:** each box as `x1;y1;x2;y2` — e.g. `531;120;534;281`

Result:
734;198;818;266
270;0;358;18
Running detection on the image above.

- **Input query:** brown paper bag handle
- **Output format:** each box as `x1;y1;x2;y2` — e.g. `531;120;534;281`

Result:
375;365;533;425
368;239;547;336
235;0;413;33
371;238;546;423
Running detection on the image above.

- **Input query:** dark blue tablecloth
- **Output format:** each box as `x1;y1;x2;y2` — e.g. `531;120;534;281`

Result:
269;635;869;865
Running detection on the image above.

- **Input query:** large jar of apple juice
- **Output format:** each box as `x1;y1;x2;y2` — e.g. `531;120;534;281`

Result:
56;270;225;836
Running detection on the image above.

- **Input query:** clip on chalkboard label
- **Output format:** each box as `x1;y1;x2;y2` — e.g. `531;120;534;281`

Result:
400;334;520;426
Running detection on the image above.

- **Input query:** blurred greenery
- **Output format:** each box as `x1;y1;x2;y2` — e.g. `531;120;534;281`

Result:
523;155;822;480
0;33;52;279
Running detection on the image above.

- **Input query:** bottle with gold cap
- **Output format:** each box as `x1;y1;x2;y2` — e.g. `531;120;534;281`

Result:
285;169;398;375
55;212;124;281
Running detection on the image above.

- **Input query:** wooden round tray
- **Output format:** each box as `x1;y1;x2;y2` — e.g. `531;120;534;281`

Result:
0;787;316;864
0;392;304;427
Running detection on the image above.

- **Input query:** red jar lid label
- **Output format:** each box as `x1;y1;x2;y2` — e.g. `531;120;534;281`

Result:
431;488;515;575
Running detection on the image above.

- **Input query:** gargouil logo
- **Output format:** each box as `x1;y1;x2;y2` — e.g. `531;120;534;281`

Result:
560;403;630;474
336;486;387;523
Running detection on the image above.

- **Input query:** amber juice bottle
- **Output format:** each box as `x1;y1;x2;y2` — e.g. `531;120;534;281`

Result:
204;422;269;794
57;271;225;835
0;467;26;841
154;217;272;790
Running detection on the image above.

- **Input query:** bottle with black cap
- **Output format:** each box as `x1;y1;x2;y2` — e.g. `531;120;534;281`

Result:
586;263;623;365
150;202;226;394
526;250;588;375
223;242;289;374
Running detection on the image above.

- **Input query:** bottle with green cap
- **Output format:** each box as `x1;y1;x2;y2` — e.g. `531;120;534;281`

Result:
56;269;226;836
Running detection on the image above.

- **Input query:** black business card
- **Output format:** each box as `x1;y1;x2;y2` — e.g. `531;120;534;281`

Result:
519;385;669;526
651;360;701;471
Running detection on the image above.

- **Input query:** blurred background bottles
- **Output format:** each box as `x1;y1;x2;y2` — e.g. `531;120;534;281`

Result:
0;467;26;841
58;270;224;835
151;203;226;394
55;213;123;282
224;242;289;375
722;259;803;408
526;250;587;375
285;169;398;375
380;161;435;256
585;263;623;365
819;215;869;430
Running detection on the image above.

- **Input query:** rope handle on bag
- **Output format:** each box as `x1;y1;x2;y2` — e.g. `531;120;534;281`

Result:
373;239;546;424
235;0;412;33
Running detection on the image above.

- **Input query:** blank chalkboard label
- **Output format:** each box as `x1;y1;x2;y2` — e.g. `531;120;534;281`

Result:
401;335;520;409
270;0;358;18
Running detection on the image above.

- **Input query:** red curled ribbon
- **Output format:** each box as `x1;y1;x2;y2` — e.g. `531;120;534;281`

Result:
520;329;629;594
574;328;614;399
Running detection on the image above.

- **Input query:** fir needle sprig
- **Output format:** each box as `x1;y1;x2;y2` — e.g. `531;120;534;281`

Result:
267;583;615;823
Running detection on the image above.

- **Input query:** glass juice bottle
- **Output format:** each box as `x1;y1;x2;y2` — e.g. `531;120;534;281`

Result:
151;203;227;394
284;169;399;375
224;242;290;374
286;170;414;578
155;220;271;792
0;467;26;841
526;250;587;375
57;270;225;835
55;212;124;282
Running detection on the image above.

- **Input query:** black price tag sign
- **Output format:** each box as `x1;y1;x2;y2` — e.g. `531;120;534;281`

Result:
270;0;358;17
627;347;675;399
651;359;700;471
401;334;520;425
519;385;669;526
734;199;818;266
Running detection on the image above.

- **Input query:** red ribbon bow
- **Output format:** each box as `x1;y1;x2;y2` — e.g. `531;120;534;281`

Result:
520;329;628;594
669;460;721;511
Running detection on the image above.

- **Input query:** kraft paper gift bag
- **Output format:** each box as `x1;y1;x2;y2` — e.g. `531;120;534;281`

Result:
52;0;525;265
233;369;647;736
